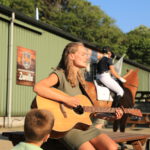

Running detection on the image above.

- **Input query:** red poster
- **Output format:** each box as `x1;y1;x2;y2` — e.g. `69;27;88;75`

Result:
17;47;36;86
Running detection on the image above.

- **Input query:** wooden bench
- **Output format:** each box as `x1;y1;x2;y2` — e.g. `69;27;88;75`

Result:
127;91;150;128
102;131;150;150
127;112;150;128
2;131;150;150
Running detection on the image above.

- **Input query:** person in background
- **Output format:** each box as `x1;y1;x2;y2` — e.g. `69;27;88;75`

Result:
85;48;103;81
11;109;54;150
34;42;123;150
96;46;126;107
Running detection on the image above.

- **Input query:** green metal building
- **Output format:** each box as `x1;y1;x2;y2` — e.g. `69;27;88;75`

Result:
0;5;149;127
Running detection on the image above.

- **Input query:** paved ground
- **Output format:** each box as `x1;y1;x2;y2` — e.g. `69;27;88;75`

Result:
0;126;23;150
0;126;149;150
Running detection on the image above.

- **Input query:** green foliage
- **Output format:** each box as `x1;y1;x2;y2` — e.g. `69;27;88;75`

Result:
125;26;150;66
0;0;11;6
0;0;35;17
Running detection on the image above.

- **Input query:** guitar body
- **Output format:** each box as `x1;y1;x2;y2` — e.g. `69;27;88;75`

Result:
36;94;92;134
35;87;142;138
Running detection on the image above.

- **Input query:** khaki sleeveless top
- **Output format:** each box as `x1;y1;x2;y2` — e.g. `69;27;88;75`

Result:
53;69;82;96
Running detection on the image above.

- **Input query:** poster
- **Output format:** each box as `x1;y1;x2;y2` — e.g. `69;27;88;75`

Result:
16;46;36;86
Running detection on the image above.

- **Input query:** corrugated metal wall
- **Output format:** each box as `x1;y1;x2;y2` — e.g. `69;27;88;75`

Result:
11;25;41;116
122;62;150;91
137;68;150;91
12;25;70;116
0;15;70;116
0;20;8;116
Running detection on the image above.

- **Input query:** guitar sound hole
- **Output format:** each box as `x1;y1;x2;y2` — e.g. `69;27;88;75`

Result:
73;105;84;114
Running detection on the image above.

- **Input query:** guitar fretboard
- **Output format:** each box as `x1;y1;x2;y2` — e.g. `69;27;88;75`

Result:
83;106;142;117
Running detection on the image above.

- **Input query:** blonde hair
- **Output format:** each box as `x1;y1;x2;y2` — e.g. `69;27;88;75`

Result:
57;42;86;87
24;109;54;142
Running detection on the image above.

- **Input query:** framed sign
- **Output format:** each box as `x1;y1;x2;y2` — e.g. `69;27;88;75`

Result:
16;46;36;86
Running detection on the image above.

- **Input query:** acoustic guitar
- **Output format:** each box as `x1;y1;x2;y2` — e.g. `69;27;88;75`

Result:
36;88;142;138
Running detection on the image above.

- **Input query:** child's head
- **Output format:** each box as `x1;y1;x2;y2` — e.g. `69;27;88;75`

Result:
24;109;54;143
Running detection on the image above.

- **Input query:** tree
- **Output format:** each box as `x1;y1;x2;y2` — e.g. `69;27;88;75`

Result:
39;0;119;43
125;25;150;66
44;0;125;54
0;0;35;17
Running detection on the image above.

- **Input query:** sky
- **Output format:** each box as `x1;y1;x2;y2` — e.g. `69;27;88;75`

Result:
87;0;150;33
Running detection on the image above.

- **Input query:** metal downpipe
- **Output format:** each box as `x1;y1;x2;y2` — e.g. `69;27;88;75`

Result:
7;12;15;127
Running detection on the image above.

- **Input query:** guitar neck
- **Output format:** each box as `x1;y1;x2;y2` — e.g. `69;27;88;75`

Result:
83;106;142;117
84;107;118;113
